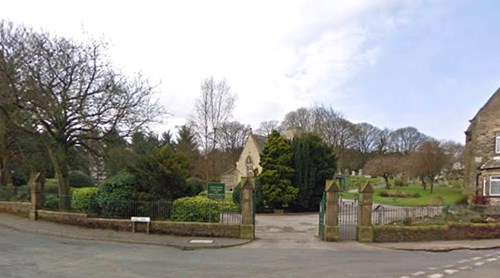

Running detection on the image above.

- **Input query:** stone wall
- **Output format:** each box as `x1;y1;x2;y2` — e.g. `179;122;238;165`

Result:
374;223;500;242
36;210;241;238
0;202;31;218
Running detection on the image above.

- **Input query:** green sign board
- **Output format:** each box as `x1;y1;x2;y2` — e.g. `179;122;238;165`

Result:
207;182;225;200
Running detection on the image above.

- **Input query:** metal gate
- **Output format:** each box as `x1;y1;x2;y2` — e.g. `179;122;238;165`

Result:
339;198;358;240
318;192;326;240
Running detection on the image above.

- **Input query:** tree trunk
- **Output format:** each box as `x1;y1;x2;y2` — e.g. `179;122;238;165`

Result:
0;117;8;186
383;175;390;189
47;145;71;210
420;176;427;191
0;156;8;186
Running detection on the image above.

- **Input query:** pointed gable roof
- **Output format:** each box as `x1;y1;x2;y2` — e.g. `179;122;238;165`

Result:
470;87;500;123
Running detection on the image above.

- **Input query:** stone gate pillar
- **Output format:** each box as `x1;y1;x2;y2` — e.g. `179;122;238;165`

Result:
324;179;340;241
29;172;45;220
240;178;255;239
357;182;374;242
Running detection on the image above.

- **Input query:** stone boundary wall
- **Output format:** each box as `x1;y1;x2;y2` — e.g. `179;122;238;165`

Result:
374;223;500;242
36;210;241;238
0;202;31;218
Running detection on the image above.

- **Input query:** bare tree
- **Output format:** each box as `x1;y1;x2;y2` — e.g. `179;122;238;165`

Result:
190;76;236;181
375;128;392;154
255;120;280;136
352;123;381;155
406;140;449;193
218;121;251;159
364;154;402;189
390;127;427;154
280;107;314;132
0;21;164;208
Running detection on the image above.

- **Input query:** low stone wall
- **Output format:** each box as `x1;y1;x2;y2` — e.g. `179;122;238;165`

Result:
0;202;31;218
374;223;500;242
37;210;87;225
35;210;241;238
152;221;240;238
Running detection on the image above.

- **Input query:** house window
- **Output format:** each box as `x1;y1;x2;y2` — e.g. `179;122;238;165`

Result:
491;176;500;196
496;132;500;154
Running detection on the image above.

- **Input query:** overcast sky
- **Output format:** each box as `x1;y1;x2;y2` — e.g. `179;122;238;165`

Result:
2;0;499;143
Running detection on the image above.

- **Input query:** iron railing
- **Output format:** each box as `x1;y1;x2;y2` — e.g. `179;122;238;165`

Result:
372;205;445;225
0;186;31;202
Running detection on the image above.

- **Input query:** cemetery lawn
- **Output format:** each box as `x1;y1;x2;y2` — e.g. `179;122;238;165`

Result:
341;184;466;206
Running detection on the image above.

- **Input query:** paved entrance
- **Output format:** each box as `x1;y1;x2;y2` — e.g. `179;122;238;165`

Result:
254;213;320;247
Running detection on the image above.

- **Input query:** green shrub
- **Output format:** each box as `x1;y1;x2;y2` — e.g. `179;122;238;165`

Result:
394;177;407;187
69;170;94;188
198;190;208;197
44;179;59;194
11;171;28;187
96;172;138;218
43;195;59;210
232;184;241;205
185;177;204;196
172;196;220;222
72;187;98;213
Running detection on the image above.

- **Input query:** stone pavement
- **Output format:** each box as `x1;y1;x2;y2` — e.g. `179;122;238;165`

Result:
1;213;500;252
0;213;251;250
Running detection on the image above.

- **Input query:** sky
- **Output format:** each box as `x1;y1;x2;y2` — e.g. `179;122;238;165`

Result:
1;0;499;143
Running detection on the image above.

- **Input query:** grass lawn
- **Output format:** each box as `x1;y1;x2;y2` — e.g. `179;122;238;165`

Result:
341;184;466;206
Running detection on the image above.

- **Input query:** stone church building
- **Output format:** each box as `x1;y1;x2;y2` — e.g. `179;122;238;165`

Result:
221;134;267;191
464;87;500;206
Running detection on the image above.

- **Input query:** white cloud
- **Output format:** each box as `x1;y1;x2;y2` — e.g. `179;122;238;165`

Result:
1;0;421;133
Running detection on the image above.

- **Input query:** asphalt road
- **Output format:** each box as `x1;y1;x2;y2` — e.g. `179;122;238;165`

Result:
1;225;499;278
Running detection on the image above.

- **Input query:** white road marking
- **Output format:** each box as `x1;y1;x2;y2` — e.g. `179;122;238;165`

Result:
412;271;426;276
471;257;482;261
486;258;498;262
427;267;437;270
474;262;485;267
444;264;454;268
457;259;469;264
459;266;472;270
400;276;410;278
485;253;494;257
427;274;443;278
189;239;213;244
444;269;458;275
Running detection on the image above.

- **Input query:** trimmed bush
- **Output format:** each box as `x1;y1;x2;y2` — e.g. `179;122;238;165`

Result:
69;170;94;188
72;187;98;213
379;190;420;198
96;172;138;218
172;196;221;223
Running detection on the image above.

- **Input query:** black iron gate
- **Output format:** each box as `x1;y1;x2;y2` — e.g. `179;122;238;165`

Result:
339;198;358;240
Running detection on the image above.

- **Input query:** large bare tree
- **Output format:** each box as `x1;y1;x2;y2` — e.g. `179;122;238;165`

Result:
0;21;164;208
190;76;236;181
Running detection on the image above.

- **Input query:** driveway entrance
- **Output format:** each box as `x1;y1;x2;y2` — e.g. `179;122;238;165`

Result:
255;213;319;243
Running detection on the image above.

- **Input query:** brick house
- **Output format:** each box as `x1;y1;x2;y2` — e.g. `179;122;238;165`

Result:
464;87;500;206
